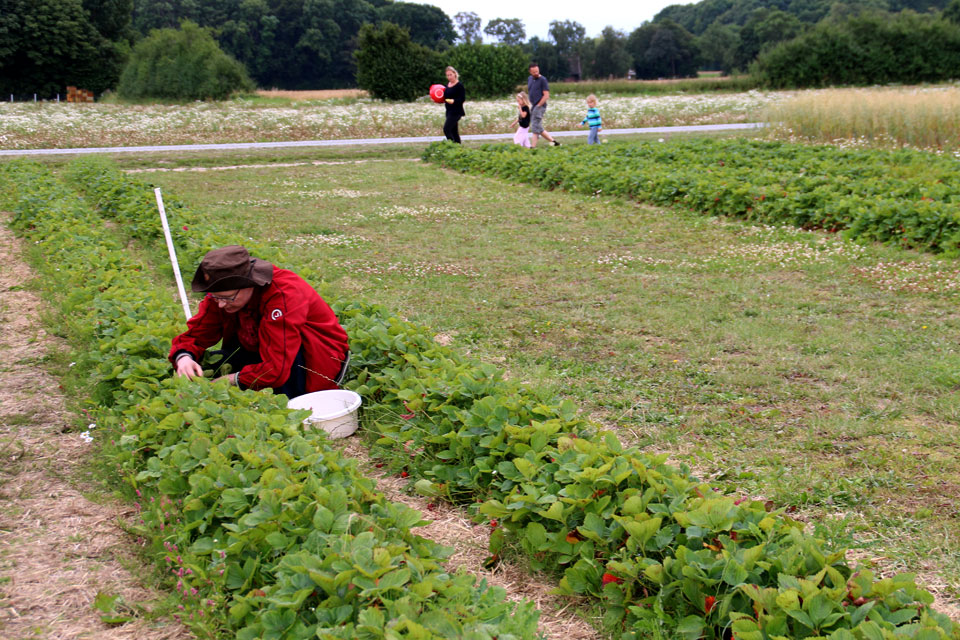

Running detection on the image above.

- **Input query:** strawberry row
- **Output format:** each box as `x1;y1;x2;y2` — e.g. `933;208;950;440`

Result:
422;138;960;256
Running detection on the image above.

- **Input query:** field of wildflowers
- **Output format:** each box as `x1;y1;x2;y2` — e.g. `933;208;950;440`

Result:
0;91;787;149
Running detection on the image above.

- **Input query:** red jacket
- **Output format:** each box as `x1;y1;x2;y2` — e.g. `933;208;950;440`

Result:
169;267;348;392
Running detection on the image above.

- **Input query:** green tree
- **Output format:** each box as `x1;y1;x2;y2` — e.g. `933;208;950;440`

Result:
754;9;960;87
697;21;739;72
83;0;135;40
946;0;960;22
734;9;803;70
655;0;737;35
377;2;455;48
217;0;278;86
129;0;456;89
484;18;525;45
590;26;631;78
522;36;569;81
548;19;585;56
131;0;180;33
0;0;130;95
355;21;440;100
826;0;890;21
549;19;585;79
447;43;527;97
294;0;376;87
454;11;481;43
628;19;700;79
117;20;253;99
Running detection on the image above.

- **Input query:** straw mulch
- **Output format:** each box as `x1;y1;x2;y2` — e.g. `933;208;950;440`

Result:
339;439;603;640
0;220;189;640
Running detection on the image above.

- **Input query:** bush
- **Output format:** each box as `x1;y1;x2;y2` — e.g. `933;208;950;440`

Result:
446;44;528;99
117;21;254;101
754;10;960;88
355;22;441;101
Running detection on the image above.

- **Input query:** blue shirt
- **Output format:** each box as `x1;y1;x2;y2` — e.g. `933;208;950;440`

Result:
581;107;602;128
528;75;549;107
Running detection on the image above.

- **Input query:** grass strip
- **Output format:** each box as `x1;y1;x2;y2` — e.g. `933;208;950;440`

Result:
0;159;541;640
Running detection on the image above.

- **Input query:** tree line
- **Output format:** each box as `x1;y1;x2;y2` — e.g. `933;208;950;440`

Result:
657;0;955;74
2;0;960;99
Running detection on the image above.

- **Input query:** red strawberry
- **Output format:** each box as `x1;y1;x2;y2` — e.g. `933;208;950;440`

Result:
601;572;623;586
705;596;716;614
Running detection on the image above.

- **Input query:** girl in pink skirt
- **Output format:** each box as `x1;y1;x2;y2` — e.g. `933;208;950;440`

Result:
509;92;532;147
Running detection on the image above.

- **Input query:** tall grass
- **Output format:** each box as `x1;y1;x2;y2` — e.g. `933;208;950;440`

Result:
538;75;760;96
763;86;960;153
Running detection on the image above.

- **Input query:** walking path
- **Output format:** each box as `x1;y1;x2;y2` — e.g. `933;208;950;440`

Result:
0;218;188;640
0;123;765;157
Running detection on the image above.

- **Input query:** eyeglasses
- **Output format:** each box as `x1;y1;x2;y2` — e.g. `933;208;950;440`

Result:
208;291;240;302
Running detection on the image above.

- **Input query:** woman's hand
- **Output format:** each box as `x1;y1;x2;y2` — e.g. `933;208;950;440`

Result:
214;373;239;386
445;98;454;104
174;354;204;380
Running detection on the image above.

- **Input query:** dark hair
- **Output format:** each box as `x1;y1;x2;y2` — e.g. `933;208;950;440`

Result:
528;61;539;68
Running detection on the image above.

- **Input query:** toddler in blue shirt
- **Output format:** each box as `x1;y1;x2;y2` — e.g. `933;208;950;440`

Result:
579;94;602;144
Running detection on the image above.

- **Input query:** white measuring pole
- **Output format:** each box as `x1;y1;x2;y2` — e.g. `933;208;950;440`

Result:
155;188;192;321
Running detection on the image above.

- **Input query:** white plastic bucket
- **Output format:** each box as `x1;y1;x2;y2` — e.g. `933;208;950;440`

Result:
287;389;362;439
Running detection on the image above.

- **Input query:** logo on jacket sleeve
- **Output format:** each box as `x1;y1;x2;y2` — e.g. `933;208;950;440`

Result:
270;309;283;320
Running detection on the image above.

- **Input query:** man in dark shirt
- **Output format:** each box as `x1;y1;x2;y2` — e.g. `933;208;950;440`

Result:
527;62;560;148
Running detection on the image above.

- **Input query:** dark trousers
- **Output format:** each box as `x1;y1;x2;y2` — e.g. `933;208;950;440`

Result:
443;114;462;143
216;340;308;399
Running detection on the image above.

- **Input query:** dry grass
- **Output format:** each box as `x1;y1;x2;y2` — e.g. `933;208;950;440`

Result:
0;220;188;640
256;89;368;100
764;86;960;152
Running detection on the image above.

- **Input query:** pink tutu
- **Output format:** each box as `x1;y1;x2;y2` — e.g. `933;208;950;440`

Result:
513;126;531;147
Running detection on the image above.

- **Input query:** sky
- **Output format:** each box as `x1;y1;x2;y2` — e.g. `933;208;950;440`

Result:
418;0;696;41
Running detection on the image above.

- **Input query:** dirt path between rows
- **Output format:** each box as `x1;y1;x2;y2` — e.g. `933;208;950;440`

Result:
0;219;189;640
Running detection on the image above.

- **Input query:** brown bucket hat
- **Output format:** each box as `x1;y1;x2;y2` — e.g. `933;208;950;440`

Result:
190;245;274;292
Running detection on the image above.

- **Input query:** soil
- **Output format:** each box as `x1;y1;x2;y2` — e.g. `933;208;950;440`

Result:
0;219;189;640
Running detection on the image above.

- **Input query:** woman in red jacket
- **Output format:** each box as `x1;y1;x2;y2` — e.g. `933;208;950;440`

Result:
169;245;349;399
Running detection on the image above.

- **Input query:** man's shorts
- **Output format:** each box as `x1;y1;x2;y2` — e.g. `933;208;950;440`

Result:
530;104;547;134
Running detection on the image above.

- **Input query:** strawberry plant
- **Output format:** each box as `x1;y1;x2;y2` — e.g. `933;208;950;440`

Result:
422;138;960;256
